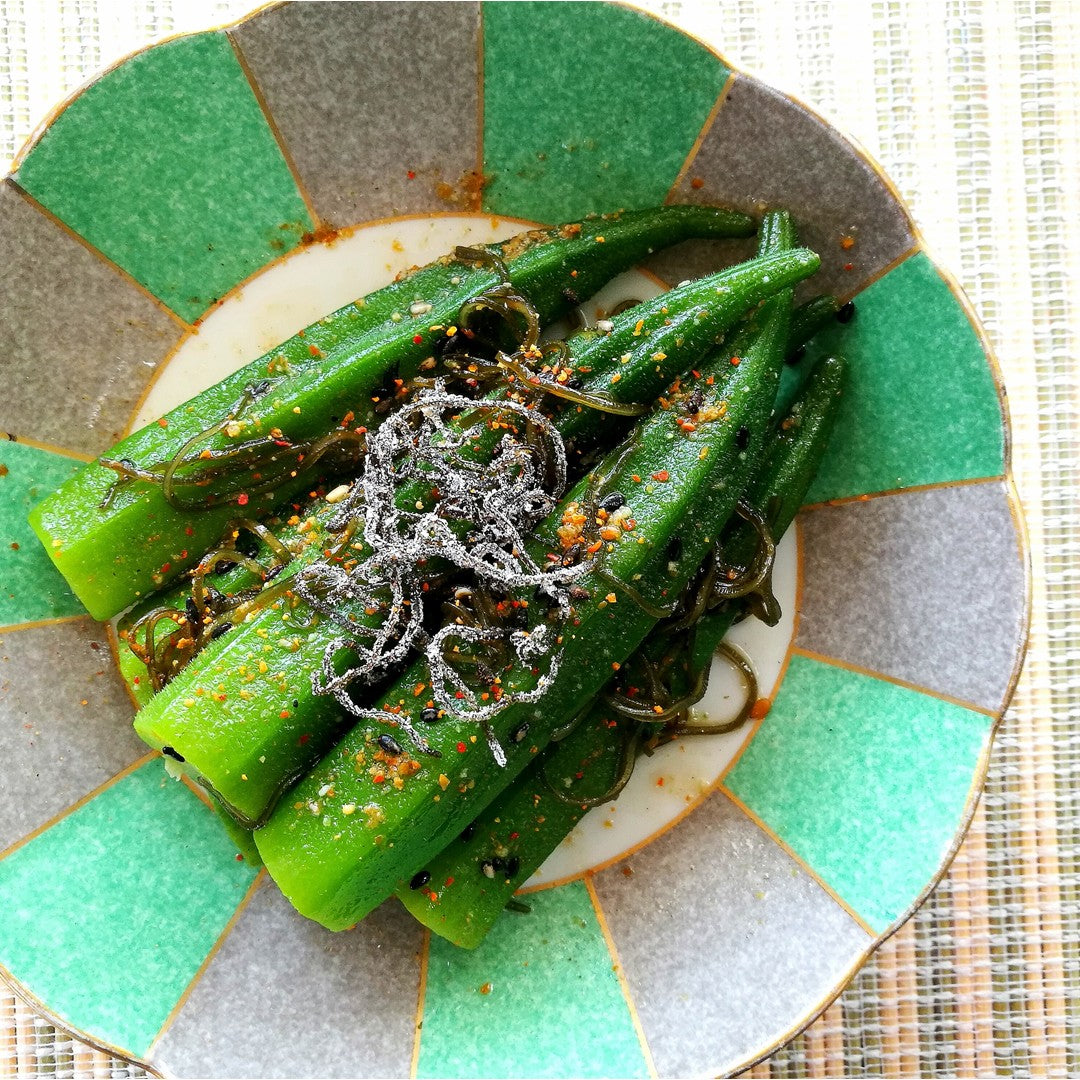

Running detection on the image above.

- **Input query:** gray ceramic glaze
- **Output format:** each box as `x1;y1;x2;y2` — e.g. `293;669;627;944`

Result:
646;73;916;303
0;180;184;456
796;481;1024;712
0;619;142;853
232;2;483;229
592;790;871;1078
153;879;423;1079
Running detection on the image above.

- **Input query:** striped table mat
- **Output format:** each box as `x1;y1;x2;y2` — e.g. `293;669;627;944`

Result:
1;1;1075;1077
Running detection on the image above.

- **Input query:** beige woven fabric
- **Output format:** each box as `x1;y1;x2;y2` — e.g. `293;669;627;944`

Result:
0;1;1075;1077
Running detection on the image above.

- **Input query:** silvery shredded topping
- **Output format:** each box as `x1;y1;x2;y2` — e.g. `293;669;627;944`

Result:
293;381;586;760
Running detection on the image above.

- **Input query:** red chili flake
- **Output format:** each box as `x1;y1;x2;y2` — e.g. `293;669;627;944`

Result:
843;262;854;271
308;344;321;357
651;470;670;482
412;334;423;345
157;417;168;428
185;526;195;537
373;774;385;784
281;710;292;720
407;170;416;179
237;493;249;506
509;832;519;840
456;742;467;754
445;876;455;887
235;853;244;861
690;176;705;189
749;698;772;719
656;777;665;787
160;562;171;574
298;732;310;744
479;982;493;995
730;356;741;366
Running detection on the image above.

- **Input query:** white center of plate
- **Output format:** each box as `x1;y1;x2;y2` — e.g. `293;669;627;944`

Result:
132;213;796;887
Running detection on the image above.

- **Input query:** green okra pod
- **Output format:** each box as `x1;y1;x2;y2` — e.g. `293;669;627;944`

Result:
31;205;755;620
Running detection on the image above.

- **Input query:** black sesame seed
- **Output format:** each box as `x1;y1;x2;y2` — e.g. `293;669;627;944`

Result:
511;722;530;744
736;426;750;450
409;870;431;890
249;379;271;398
785;344;806;366
505;856;521;878
598;492;626;513
836;300;856;324
264;562;285;582
162;745;186;763
563;542;585;567
212;560;237;576
185;597;199;624
460;822;477;842
378;734;402;755
420;707;440;724
209;621;233;640
561;287;580;307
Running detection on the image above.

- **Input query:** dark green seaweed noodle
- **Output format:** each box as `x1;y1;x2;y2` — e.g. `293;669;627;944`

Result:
100;380;367;513
539;497;780;810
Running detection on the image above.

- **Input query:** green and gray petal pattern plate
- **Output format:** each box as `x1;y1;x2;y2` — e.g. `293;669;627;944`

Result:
0;3;1028;1077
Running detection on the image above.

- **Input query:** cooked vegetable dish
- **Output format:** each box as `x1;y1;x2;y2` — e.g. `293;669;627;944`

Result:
29;206;848;948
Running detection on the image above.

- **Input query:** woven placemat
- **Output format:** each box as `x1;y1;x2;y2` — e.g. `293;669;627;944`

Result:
1;2;1075;1077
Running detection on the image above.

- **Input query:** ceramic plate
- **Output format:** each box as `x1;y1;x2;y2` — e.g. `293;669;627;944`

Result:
0;3;1028;1077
